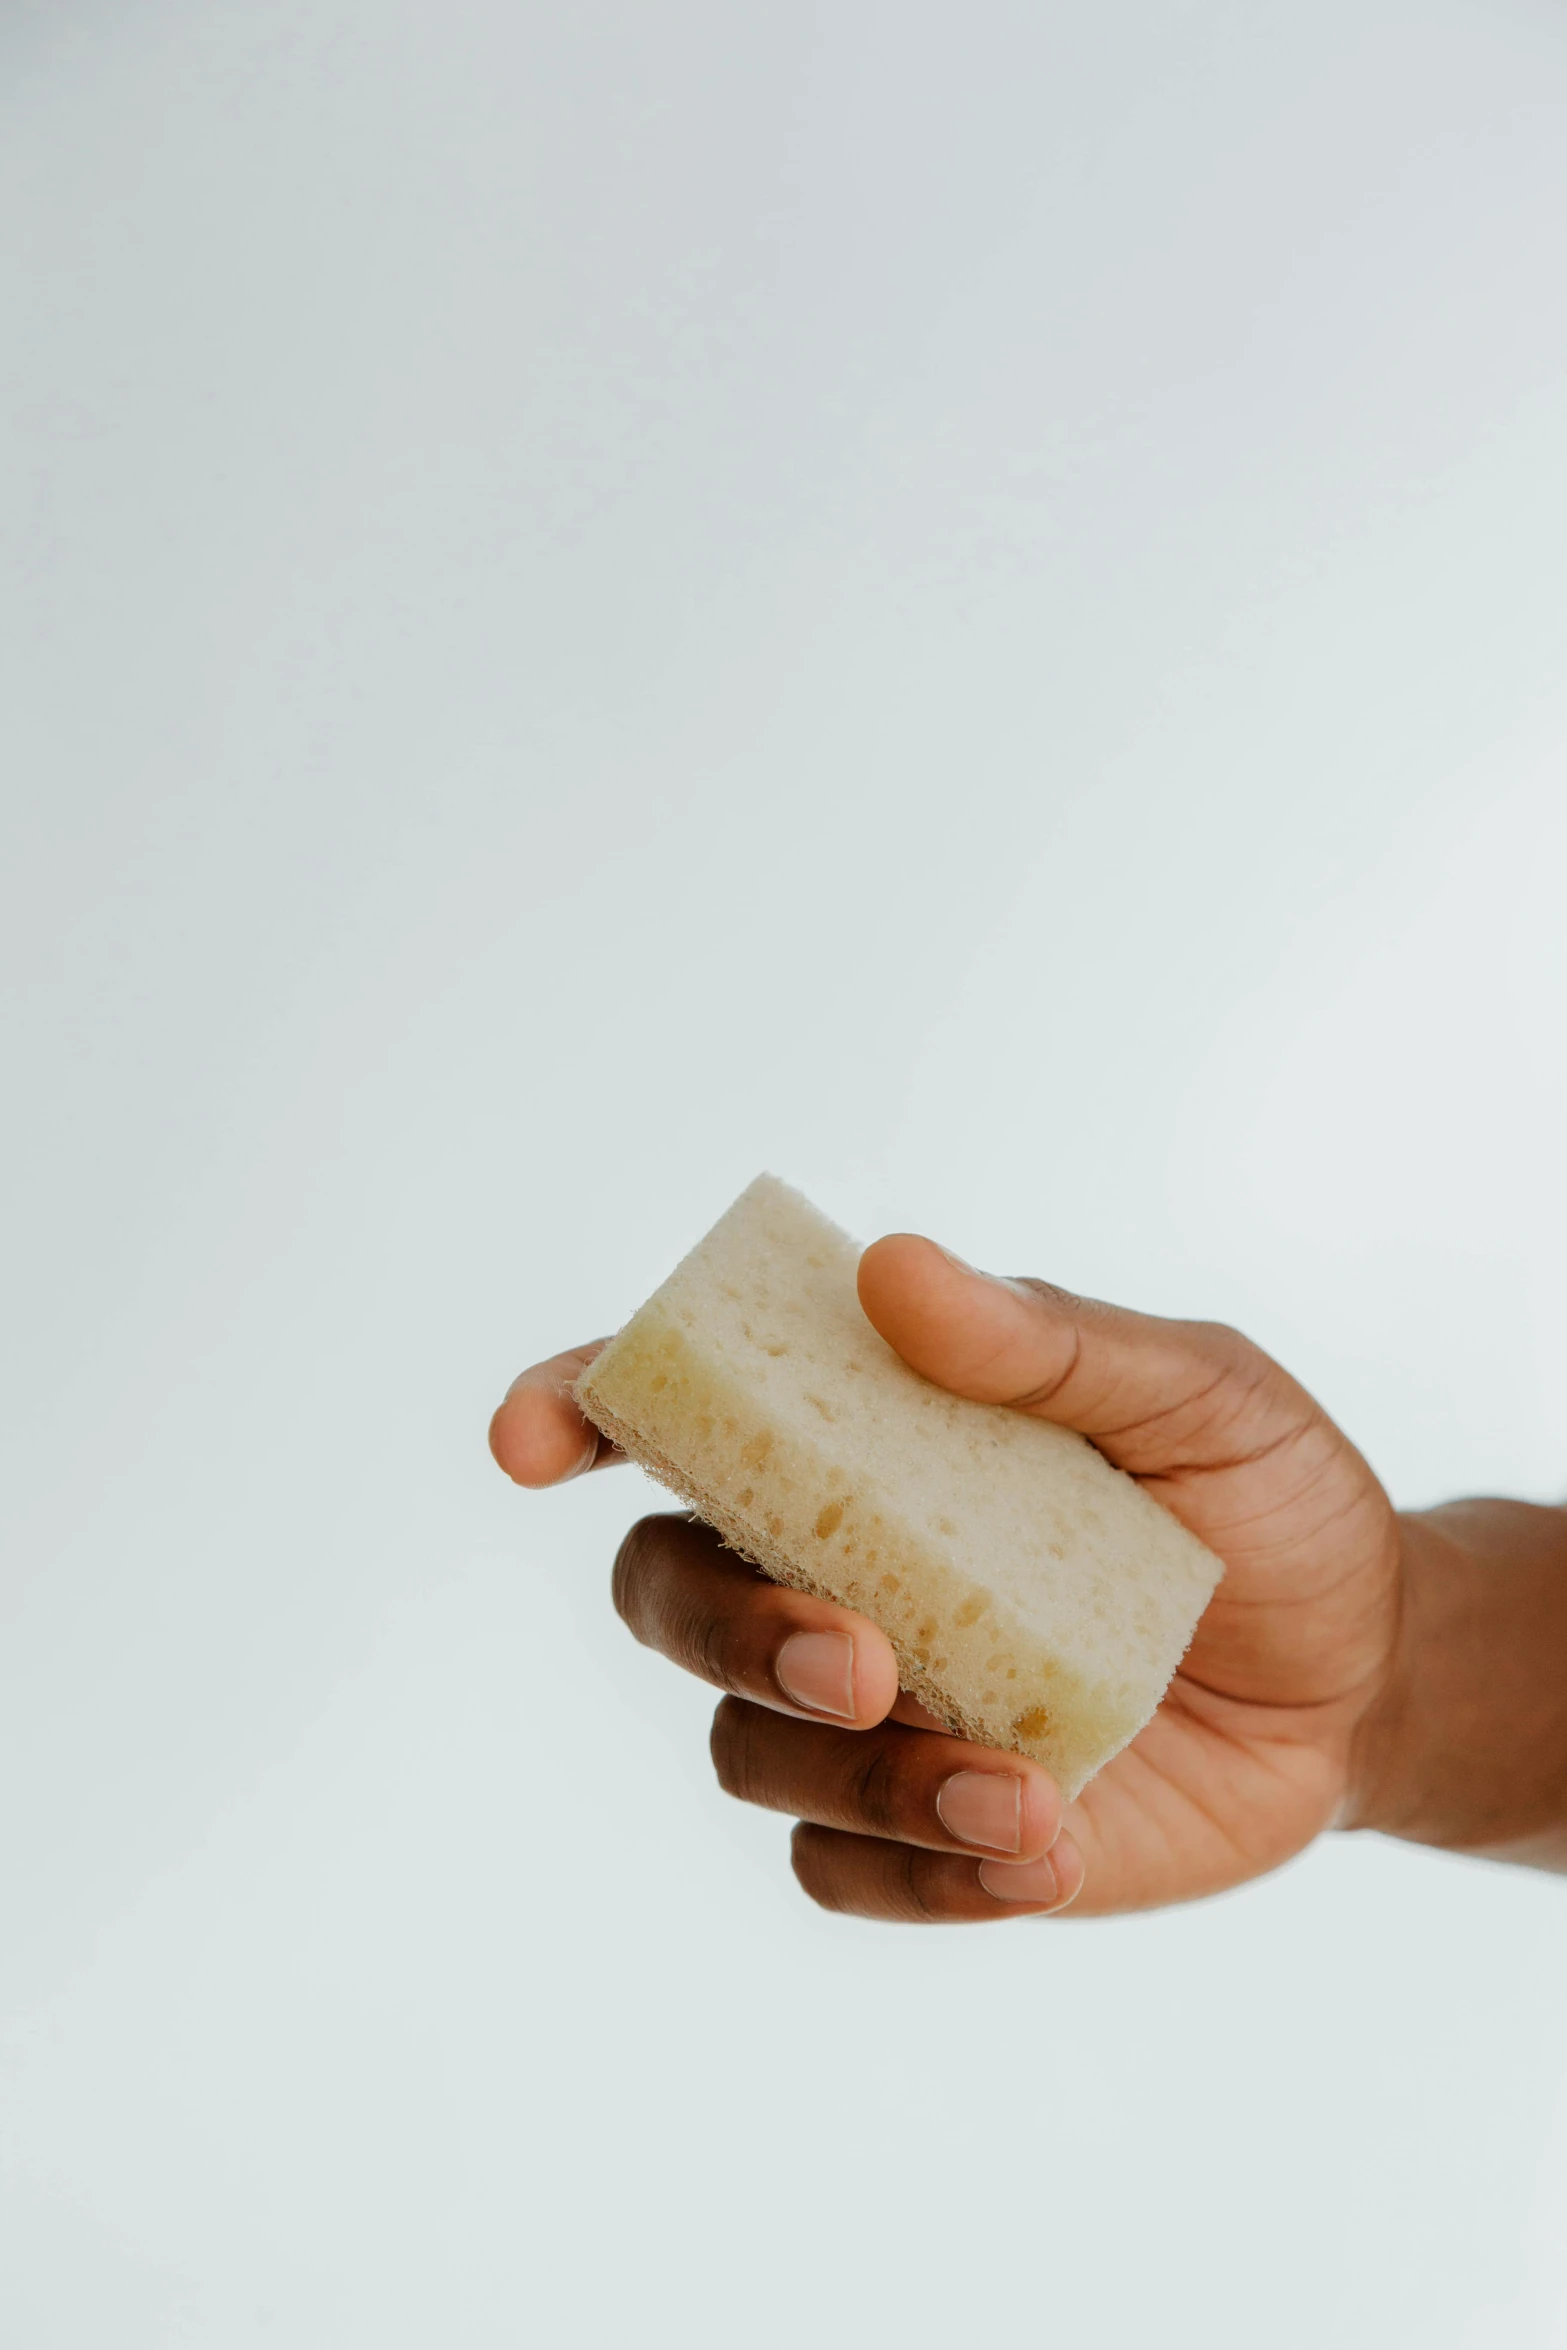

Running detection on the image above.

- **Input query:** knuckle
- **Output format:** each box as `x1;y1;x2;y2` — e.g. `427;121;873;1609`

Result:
1192;1319;1267;1379
611;1516;741;1688
709;1697;757;1800
893;1846;946;1924
689;1596;737;1691
1014;1275;1083;1315
789;1824;846;1913
609;1515;663;1638
845;1738;906;1839
788;1825;950;1924
1188;1321;1292;1435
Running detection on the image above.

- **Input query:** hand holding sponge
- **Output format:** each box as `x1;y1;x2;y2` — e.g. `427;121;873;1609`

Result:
576;1176;1222;1798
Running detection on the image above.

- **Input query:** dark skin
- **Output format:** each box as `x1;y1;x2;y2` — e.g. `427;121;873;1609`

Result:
490;1236;1567;1921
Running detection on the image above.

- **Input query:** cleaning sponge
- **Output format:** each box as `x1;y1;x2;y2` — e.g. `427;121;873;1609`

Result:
575;1174;1222;1798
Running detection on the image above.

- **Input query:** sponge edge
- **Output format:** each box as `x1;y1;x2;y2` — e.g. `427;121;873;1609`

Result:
575;1175;1224;1799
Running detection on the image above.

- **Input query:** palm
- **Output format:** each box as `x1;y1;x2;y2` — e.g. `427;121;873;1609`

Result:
1051;1386;1400;1914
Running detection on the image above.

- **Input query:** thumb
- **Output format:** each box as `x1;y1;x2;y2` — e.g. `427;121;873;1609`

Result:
857;1237;1399;1723
855;1234;1305;1482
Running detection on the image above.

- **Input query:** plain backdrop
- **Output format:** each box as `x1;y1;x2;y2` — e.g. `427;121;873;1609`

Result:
4;2;1567;2342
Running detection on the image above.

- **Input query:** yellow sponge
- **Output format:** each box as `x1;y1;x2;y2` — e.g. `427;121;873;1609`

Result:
576;1175;1222;1798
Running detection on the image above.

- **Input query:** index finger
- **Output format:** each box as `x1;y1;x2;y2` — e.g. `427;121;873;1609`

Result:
488;1342;627;1487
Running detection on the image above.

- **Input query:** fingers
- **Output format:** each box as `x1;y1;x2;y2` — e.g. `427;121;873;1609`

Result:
612;1513;903;1728
857;1233;1305;1478
790;1823;1085;1923
709;1697;1063;1859
488;1344;624;1487
617;1517;1082;1922
619;1518;1084;1923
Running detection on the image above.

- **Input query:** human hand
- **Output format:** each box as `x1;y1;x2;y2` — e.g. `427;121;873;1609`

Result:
489;1237;1402;1921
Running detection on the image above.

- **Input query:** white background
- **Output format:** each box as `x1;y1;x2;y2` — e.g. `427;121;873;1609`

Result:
5;2;1567;2342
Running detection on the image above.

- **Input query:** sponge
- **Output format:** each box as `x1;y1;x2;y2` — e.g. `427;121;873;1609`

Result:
575;1175;1222;1798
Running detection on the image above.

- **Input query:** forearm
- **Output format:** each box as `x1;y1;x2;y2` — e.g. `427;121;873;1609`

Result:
1347;1499;1567;1867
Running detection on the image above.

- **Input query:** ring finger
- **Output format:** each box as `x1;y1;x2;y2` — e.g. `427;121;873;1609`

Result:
710;1696;1064;1861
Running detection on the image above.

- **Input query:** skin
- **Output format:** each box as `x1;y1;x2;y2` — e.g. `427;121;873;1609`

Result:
489;1236;1567;1923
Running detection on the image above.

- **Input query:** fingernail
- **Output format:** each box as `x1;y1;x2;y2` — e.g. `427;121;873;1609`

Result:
978;1852;1061;1906
935;1243;980;1275
559;1429;601;1481
936;1771;1023;1853
776;1630;857;1720
936;1243;1019;1293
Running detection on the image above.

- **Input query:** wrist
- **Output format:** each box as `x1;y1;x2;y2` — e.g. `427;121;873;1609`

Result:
1345;1500;1567;1867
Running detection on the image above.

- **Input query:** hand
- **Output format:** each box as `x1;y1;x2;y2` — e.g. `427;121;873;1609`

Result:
489;1236;1404;1921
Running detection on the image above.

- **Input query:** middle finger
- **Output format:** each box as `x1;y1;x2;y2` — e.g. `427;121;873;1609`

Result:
709;1697;1064;1860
